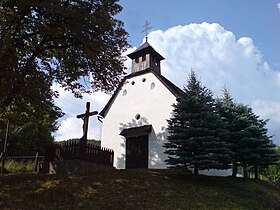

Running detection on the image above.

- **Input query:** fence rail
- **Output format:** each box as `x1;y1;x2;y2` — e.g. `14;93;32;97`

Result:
45;141;114;167
0;152;44;174
1;156;45;159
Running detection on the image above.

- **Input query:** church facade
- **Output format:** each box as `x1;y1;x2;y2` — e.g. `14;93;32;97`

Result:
100;41;181;169
100;40;231;176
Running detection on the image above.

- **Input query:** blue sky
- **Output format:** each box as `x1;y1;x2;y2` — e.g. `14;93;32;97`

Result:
54;0;280;145
118;0;280;69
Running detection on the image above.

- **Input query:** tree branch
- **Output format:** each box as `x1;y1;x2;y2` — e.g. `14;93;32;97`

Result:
2;36;48;108
15;31;39;42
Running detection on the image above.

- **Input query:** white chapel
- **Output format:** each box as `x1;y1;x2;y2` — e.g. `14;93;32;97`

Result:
100;39;181;169
100;39;231;176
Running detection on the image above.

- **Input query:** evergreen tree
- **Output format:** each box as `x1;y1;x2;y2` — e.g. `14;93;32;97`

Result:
216;89;279;178
164;71;231;174
242;111;279;179
216;89;243;177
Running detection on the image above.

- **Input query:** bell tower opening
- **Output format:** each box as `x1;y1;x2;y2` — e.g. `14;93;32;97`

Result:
127;40;165;75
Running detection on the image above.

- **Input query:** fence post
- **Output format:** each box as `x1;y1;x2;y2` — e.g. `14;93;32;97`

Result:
0;152;4;174
34;152;39;172
79;139;87;161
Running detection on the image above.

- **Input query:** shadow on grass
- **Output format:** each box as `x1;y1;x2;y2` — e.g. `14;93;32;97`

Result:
0;169;279;209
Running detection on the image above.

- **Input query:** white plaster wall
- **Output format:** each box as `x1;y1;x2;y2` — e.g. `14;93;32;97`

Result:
101;71;232;176
101;72;176;169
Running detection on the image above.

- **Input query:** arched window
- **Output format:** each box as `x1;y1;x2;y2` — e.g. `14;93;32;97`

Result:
150;82;155;90
123;89;127;96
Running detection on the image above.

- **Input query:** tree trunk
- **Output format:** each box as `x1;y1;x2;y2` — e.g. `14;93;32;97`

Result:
254;165;259;180
243;164;248;179
232;160;238;178
194;165;199;175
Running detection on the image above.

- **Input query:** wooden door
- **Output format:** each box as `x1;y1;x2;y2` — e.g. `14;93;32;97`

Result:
126;135;148;169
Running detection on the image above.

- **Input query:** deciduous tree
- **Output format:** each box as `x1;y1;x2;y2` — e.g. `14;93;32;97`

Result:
0;0;128;154
0;82;63;155
262;146;280;182
0;0;129;111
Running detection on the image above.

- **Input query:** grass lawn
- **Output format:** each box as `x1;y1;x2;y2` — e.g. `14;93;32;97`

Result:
0;169;280;209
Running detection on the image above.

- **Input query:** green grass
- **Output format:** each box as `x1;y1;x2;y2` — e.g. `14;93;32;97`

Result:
3;160;37;174
0;169;280;209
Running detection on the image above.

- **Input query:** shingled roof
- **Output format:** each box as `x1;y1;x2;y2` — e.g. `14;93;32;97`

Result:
99;69;183;117
127;41;165;61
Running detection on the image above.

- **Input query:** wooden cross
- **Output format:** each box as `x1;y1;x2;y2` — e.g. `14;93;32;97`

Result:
76;102;98;143
142;21;152;42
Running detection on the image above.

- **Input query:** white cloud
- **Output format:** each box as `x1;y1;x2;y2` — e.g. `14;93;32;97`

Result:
252;100;280;123
53;22;280;145
277;2;280;11
55;117;82;141
252;100;280;142
147;22;280;145
55;116;103;141
52;84;110;141
53;84;110;116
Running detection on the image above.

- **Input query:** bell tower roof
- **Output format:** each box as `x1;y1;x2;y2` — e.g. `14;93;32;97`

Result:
127;40;165;75
127;41;164;61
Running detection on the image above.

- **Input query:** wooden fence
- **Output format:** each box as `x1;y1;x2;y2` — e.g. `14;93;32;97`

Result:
45;141;114;167
0;152;45;174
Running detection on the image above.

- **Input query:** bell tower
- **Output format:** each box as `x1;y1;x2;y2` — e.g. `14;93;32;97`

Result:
127;40;165;75
127;22;164;75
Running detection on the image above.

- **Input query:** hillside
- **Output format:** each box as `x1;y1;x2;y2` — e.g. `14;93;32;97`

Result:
0;169;280;209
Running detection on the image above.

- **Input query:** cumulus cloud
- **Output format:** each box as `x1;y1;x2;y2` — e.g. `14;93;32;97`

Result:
147;22;280;144
251;100;280;142
55;117;82;141
53;84;110;141
55;116;103;141
148;23;278;101
54;22;280;145
277;2;280;11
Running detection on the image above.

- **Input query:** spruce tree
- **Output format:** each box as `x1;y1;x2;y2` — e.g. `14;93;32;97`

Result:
216;89;279;178
164;71;231;174
216;89;241;177
241;111;279;179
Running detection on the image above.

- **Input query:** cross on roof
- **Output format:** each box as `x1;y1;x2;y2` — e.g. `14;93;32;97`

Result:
141;21;152;42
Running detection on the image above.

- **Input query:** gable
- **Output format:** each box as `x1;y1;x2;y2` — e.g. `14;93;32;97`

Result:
99;70;183;117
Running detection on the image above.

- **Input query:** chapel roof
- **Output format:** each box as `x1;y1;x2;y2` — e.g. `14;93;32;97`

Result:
127;41;165;61
99;69;183;117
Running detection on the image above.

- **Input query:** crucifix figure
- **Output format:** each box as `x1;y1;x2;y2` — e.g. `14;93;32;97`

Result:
77;102;98;160
142;21;152;42
76;102;98;143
